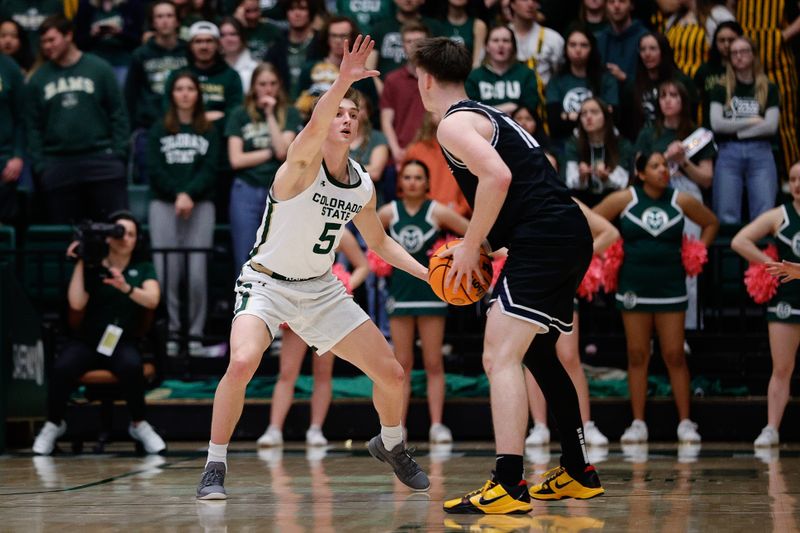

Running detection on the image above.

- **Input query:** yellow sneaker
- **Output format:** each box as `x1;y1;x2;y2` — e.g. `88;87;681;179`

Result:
444;479;533;515
528;465;604;501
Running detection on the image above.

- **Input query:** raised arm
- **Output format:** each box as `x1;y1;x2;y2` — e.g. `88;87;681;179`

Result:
275;35;379;195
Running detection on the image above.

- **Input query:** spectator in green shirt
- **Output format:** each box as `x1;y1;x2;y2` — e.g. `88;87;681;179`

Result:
31;212;167;457
26;15;130;224
466;25;540;115
148;72;219;356
125;0;188;184
546;26;618;151
562;96;632;206
225;63;301;269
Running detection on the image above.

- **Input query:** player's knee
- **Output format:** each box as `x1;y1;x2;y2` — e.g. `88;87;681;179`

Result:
382;359;405;388
226;346;261;382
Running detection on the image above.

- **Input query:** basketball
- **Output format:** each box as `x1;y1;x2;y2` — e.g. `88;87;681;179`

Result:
428;239;493;305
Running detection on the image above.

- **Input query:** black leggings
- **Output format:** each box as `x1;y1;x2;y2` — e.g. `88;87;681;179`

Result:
524;329;589;477
47;339;147;423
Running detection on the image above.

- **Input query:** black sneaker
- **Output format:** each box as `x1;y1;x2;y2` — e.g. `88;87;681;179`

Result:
368;435;430;491
197;461;227;500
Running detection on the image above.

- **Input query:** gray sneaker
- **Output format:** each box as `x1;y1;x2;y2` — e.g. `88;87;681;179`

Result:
368;435;430;491
197;462;227;500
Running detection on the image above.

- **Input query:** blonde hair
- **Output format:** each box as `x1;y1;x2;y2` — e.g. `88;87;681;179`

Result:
725;37;769;113
244;63;288;127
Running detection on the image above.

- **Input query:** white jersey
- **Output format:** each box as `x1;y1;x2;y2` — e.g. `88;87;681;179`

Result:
248;158;373;279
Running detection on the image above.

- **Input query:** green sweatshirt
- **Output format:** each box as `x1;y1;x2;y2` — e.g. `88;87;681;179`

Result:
335;0;394;35
0;54;25;164
26;52;130;172
147;121;219;202
0;0;63;53
224;105;301;188
465;63;540;114
164;60;243;116
124;37;188;128
243;22;281;61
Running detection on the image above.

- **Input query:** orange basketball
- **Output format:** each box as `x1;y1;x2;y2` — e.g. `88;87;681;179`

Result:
428;239;493;306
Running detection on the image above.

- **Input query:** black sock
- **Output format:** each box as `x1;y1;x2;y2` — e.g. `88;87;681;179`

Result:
494;454;524;486
524;329;590;479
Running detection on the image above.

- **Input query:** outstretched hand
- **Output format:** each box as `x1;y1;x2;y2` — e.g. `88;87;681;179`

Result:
765;260;800;284
339;35;380;84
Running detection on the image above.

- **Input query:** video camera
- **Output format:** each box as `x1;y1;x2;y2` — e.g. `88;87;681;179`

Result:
73;221;125;279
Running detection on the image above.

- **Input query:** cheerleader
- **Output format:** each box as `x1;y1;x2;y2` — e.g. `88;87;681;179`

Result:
731;162;800;447
594;151;718;444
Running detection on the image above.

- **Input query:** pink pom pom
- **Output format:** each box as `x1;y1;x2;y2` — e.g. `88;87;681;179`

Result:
577;255;603;301
602;239;624;293
367;249;392;277
490;255;506;291
681;236;708;277
427;234;458;257
332;262;352;293
744;244;780;304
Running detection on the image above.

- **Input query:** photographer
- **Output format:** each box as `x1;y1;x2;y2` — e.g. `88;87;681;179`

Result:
32;211;166;456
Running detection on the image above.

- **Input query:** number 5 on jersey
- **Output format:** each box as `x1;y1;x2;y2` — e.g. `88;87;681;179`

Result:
313;222;342;254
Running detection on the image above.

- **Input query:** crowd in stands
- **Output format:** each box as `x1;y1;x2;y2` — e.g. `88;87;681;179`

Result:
1;0;798;452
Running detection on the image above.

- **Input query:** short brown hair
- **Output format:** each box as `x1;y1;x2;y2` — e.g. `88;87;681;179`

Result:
39;15;73;36
401;20;431;37
412;37;471;85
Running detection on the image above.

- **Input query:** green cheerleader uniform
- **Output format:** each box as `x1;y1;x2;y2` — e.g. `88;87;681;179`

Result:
767;202;800;323
387;199;449;317
616;184;688;312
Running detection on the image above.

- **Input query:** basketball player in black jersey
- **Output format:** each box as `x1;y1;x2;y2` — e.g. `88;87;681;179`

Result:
413;37;604;514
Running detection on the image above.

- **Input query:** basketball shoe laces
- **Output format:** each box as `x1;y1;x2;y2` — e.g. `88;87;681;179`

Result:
396;446;423;478
201;466;225;487
464;480;496;499
540;466;565;484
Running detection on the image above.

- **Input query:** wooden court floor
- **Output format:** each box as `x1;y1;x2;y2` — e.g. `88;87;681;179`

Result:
1;442;799;532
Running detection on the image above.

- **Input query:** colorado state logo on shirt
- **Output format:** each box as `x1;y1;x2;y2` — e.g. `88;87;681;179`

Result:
562;87;592;114
642;207;669;233
397;226;425;254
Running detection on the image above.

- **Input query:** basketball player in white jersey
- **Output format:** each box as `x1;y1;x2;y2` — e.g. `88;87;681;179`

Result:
197;36;431;499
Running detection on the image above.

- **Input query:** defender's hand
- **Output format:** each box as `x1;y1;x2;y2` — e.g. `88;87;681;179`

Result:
339;35;380;84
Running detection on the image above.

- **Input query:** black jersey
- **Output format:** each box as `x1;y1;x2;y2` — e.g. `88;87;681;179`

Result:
441;99;588;249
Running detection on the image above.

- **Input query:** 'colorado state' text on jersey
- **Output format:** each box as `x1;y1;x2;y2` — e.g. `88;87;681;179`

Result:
248;159;373;279
440;100;583;248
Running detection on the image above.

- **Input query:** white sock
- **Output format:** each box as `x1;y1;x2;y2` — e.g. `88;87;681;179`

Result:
308;424;321;432
206;441;228;467
381;424;403;451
